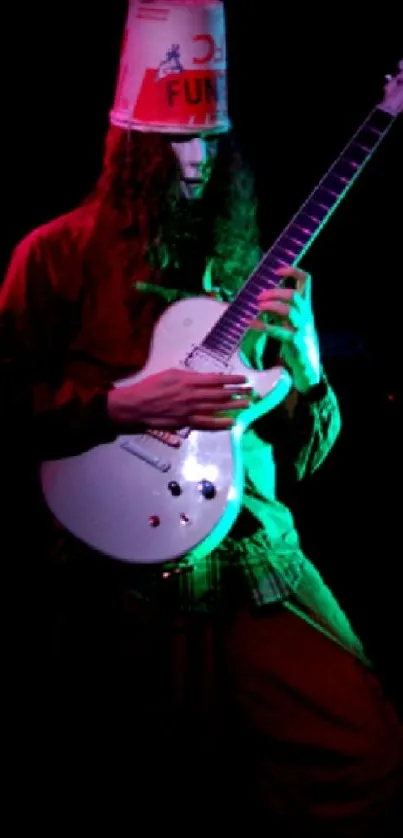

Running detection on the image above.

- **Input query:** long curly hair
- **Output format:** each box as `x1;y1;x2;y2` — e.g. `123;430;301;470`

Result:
85;125;261;299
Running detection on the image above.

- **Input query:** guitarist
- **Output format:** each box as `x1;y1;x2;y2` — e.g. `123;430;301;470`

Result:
1;1;402;834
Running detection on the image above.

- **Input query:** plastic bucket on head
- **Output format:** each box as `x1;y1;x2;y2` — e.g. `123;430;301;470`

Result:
110;0;230;134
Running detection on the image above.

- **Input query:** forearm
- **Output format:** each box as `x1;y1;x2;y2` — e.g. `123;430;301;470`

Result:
1;357;117;460
33;379;117;460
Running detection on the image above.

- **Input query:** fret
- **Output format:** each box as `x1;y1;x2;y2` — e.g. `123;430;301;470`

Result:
230;297;258;317
242;286;262;303
298;207;327;224
309;190;336;209
274;245;299;258
329;160;358;181
253;271;278;290
356;125;386;144
259;254;288;271
202;105;396;360
350;141;374;161
317;186;340;200
286;221;315;239
334;158;360;176
322;170;350;187
281;233;305;249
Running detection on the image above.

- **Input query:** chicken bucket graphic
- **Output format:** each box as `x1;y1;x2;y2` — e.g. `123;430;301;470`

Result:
110;0;230;134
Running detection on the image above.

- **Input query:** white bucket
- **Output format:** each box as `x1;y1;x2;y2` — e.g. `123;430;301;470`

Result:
110;0;229;134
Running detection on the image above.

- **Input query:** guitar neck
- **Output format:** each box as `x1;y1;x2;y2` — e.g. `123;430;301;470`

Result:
202;104;396;360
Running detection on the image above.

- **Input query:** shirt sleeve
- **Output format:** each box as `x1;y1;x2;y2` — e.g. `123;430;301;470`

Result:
0;232;116;461
255;369;341;483
282;372;341;479
245;325;342;482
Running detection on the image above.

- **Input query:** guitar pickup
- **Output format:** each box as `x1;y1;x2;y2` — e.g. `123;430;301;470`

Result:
120;438;171;472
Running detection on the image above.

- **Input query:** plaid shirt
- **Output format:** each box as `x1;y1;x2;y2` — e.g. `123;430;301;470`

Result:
1;208;341;614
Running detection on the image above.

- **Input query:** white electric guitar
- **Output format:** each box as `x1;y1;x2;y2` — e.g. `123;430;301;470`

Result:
40;62;403;565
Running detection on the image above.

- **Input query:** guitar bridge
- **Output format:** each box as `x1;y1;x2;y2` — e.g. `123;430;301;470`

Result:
146;429;182;448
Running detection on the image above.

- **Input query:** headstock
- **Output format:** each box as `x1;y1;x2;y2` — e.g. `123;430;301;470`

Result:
380;59;403;116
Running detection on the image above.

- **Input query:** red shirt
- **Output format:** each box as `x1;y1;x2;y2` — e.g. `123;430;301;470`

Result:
0;205;340;607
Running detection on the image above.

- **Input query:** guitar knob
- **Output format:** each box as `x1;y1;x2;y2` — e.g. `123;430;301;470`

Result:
168;481;182;496
148;515;160;528
199;479;216;500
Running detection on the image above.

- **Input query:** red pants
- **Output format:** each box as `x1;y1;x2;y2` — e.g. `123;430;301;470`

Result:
225;605;403;834
36;577;403;837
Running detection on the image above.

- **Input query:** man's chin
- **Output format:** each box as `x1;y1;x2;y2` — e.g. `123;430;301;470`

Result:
181;181;205;200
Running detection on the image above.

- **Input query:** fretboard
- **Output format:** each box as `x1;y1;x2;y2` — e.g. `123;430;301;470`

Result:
202;105;396;360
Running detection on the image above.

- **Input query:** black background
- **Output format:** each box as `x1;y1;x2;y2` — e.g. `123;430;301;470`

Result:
2;3;402;704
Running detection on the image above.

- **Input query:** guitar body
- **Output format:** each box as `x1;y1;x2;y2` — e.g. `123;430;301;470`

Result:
40;297;292;564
